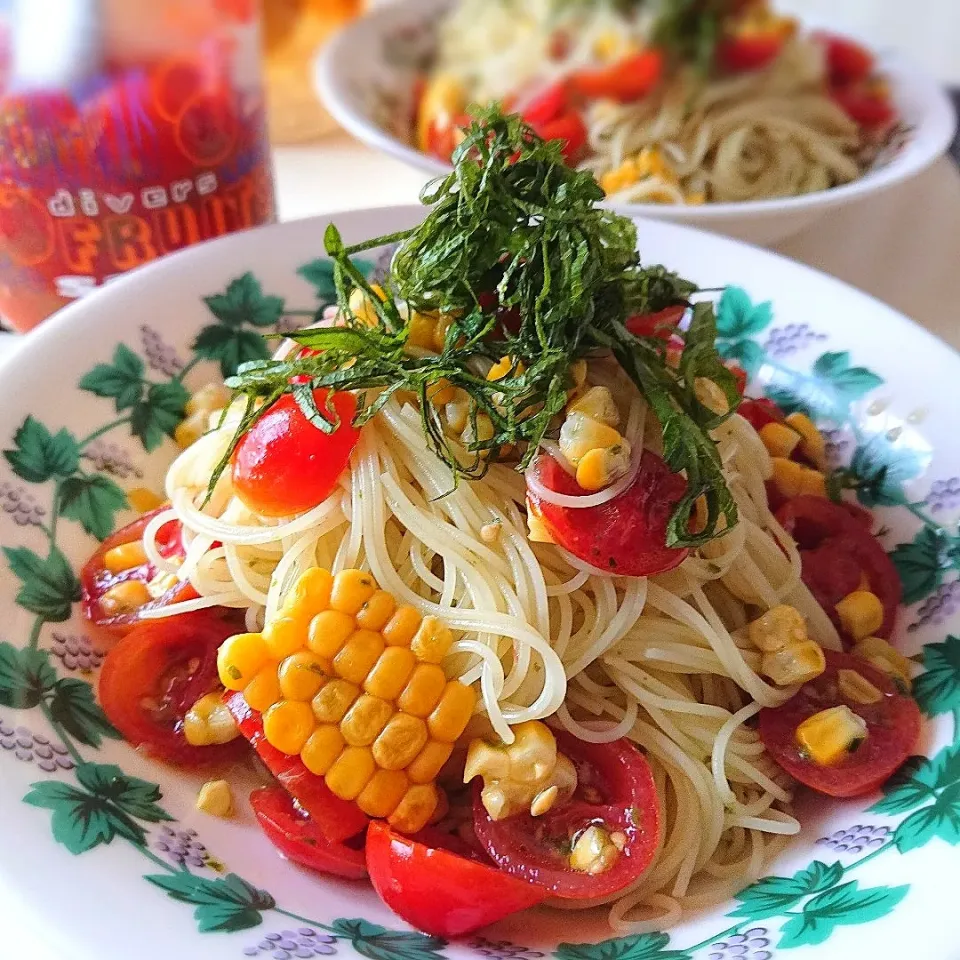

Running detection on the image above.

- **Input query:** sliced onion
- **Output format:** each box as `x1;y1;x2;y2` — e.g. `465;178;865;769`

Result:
525;448;643;510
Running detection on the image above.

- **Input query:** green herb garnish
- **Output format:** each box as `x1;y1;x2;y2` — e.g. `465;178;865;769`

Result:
215;107;739;548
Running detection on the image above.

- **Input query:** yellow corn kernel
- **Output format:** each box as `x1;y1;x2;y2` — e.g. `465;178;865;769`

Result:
568;386;620;428
147;571;179;600
100;580;151;616
301;725;345;776
785;413;827;470
600;158;638;195
508;721;557;782
570;824;619;875
575;443;632;492
357;769;410;818
771;457;807;498
428;681;477;743
461;413;494;451
526;506;555;544
325;745;376;801
341;694;394;747
263;700;316;755
278;651;330;702
183;692;239;747
389;783;440;833
333;630;385;685
243;664;283;712
174;410;208;449
196;779;233;818
382;605;422;647
186;382;231;418
749;604;807;653
330;569;377;616
762;639;826;687
424;379;457;409
559;412;623;467
635;147;673;182
487;356;526;383
364;647;416;701
417;73;465;149
570;359;588;390
838;668;883;705
432;314;455;353
373;714;429;770
464;740;510;783
263;616;306;660
356;590;397;632
685;191;707;205
311;679;360;725
398;663;448;717
127;487;165;513
444;397;470;435
407;739;455;785
281;567;333;620
218;632;269;691
103;541;148;573
799;468;827;498
836;591;884;641
407;311;438;350
348;284;385;326
759;422;802;459
796;704;869;766
308;610;356;659
411;616;454;665
853;636;912;692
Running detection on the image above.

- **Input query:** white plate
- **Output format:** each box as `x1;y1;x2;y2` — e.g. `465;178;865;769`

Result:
2;208;959;960
316;0;956;246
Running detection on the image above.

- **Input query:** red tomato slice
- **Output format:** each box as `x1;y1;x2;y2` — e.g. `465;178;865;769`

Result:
473;732;660;899
728;364;748;396
231;389;361;518
813;32;875;86
776;496;901;640
759;651;921;798
81;507;197;637
251;786;368;881
521;82;570;128
717;33;785;73
98;611;246;765
526;451;689;577
528;110;588;164
569;50;664;103
366;820;546;938
831;84;897;130
738;397;785;432
625;304;686;341
225;692;369;843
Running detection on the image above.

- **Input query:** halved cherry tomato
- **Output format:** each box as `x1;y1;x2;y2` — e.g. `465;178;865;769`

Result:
814;32;874;86
231;389;361;518
520;82;570;128
423;112;471;162
528;110;588;164
98;611;246;765
569;50;664;103
366;820;546;937
717;33;785;73
225;692;369;842
526;451;688;577
759;651;921;798
625;304;687;341
473;731;660;899
831;84;896;130
738;397;785;432
728;364;748;396
776;496;901;640
81;507;197;637
251;786;367;881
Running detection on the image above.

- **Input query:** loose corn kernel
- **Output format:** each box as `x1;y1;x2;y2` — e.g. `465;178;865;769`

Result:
759;422;802;459
428;681;477;742
383;605;422;647
570;360;588;389
100;580;151;616
838;668;884;705
398;663;449;717
263;700;315;755
330;570;377;616
373;714;429;770
575;443;631;492
800;468;827;498
281;567;333;619
263;616;306;660
341;694;394;747
325;746;376;800
175;411;208;448
685;191;707;205
444;397;470;435
853;637;912;692
348;284;386;326
635;146;673;182
600;158;639;195
407;311;438;350
243;664;283;712
186;382;231;418
357;769;410;818
218;632;269;691
311;679;360;724
411;615;454;665
570;825;619;875
127;487;165;513
147;571;179;600
559;412;624;466
356;590;398;632
749;604;807;652
487;356;526;383
785;413;827;470
196;779;233;818
771;457;809;498
334;630;385;685
568;386;620;428
762;640;826;687
796;705;868;766
278;651;330;702
507;721;557;781
407;740;454;785
301;725;345;776
308;610;356;659
425;378;457;407
389;783;440;833
464;741;511;783
103;541;148;573
417;73;466;150
461;413;495;452
183;692;240;747
480;521;502;544
526;506;555;544
836;591;884;641
530;785;559;816
364;647;416;701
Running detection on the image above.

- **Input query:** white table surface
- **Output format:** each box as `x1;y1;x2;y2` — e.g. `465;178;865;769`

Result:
2;134;960;960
